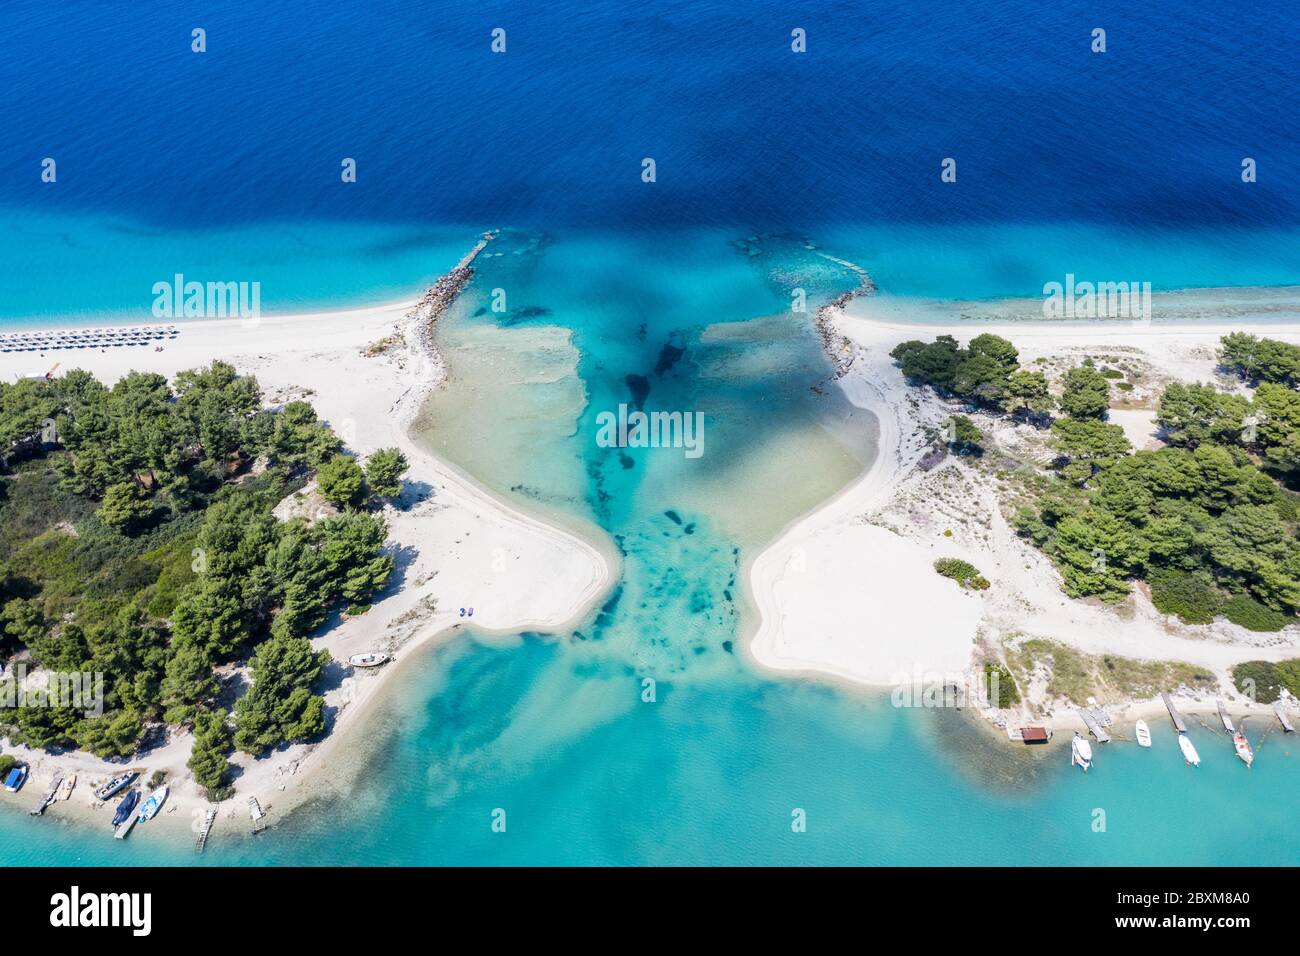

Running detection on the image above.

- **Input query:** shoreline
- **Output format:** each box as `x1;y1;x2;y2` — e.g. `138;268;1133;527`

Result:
0;242;618;844
745;290;1300;704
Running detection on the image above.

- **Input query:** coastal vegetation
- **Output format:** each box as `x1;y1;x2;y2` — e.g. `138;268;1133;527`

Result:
983;662;1019;708
1004;638;1215;707
0;362;405;771
1230;658;1300;704
893;333;1300;632
933;558;989;590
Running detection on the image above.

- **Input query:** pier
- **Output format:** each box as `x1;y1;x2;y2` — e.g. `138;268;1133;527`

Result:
1160;693;1187;732
1275;702;1295;733
195;808;216;853
1217;699;1235;733
1075;707;1111;742
249;796;267;834
29;774;62;816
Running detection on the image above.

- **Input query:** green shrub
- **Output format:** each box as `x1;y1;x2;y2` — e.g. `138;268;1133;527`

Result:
1232;660;1284;703
1147;567;1222;625
934;558;988;590
0;755;14;777
983;662;1020;708
1101;368;1125;379
1222;594;1293;632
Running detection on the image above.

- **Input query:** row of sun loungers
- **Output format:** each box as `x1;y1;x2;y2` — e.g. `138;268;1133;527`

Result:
0;325;180;352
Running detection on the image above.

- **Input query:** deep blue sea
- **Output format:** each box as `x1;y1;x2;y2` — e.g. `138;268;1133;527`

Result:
0;0;1298;865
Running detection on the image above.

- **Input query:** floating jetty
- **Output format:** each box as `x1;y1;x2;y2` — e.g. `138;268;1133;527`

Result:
249;796;267;834
29;774;62;816
114;816;137;840
1276;702;1295;733
195;808;216;853
1160;693;1187;732
1217;699;1235;733
1075;706;1111;742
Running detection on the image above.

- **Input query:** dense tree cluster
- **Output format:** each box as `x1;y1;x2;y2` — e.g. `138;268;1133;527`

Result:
1219;332;1300;387
893;334;1300;631
0;362;405;766
889;334;1052;417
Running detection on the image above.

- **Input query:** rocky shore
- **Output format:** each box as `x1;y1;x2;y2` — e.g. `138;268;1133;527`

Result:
813;256;877;379
406;231;495;352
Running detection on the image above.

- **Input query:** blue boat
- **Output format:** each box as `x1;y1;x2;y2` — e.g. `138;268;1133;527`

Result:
3;766;27;792
110;789;139;827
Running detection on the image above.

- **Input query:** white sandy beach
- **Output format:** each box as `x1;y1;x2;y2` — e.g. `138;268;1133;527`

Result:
0;292;615;833
748;292;1300;719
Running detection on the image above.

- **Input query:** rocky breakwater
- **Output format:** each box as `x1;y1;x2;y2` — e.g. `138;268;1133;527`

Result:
813;255;877;379
406;232;495;353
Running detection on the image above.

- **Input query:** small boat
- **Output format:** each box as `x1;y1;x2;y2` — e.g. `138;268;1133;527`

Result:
348;652;389;668
1134;720;1152;748
1233;731;1254;768
94;770;138;801
57;774;76;801
1178;732;1201;766
1071;733;1092;772
136;786;169;823
1217;699;1235;734
110;789;140;827
4;766;28;792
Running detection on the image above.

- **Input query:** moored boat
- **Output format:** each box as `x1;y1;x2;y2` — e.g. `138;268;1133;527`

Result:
94;770;138;801
1233;731;1254;768
1071;733;1092;772
110;789;140;827
1178;732;1201;766
136;786;169;822
348;652;389;668
4;766;28;792
1134;720;1152;748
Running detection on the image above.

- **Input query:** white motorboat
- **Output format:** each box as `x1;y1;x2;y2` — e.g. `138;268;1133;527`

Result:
1071;733;1093;772
1178;732;1201;766
1134;720;1151;748
348;652;389;668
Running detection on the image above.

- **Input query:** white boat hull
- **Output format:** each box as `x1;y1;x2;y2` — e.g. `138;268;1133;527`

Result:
1178;733;1200;766
1134;720;1151;748
1233;734;1254;768
1071;734;1092;772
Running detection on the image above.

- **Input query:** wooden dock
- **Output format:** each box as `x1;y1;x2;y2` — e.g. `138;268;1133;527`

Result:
195;808;216;853
1161;693;1187;732
114;816;137;840
1217;699;1235;733
249;796;267;835
29;774;62;816
1075;707;1111;742
1275;702;1295;733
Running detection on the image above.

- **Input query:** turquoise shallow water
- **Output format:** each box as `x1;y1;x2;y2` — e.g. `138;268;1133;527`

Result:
2;222;1299;865
1;637;1295;865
